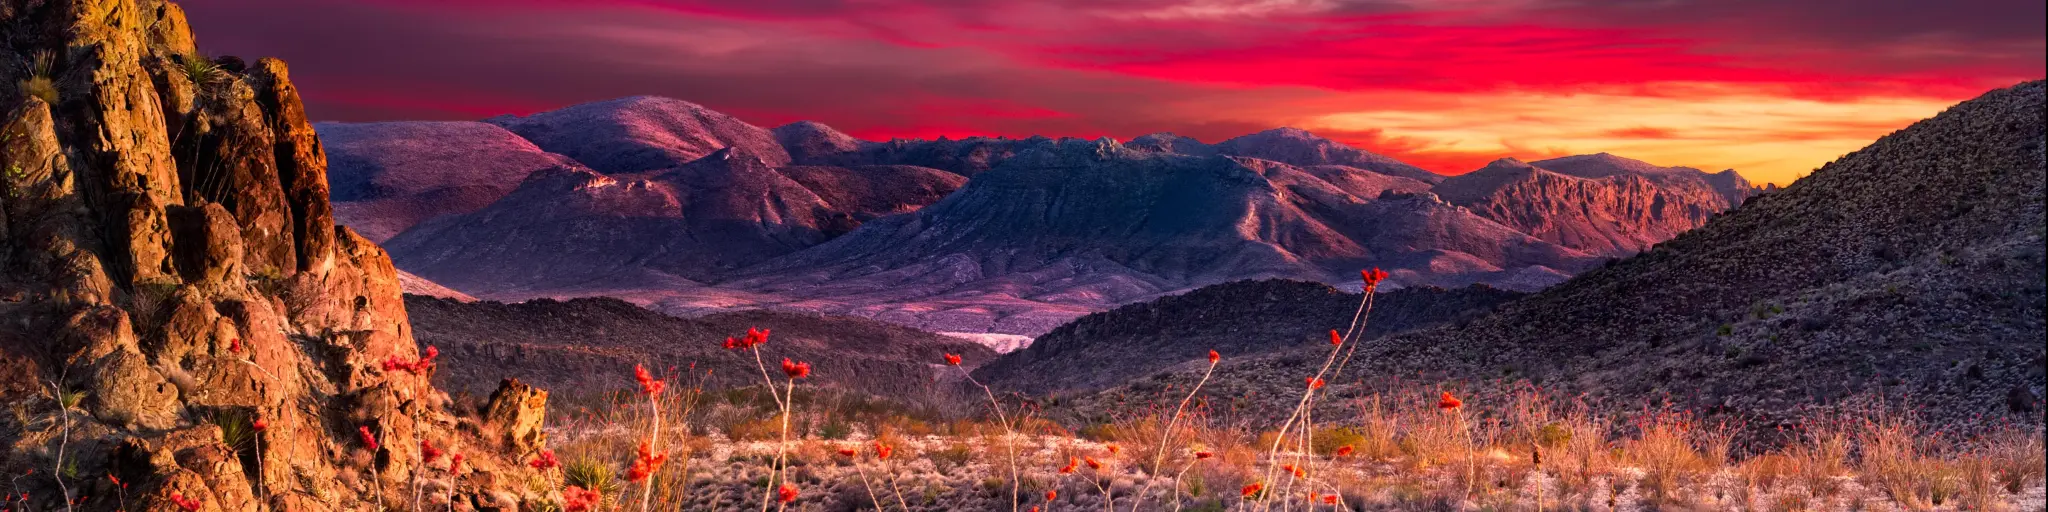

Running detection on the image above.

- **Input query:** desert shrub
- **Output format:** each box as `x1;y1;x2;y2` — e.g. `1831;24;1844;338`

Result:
1310;426;1365;456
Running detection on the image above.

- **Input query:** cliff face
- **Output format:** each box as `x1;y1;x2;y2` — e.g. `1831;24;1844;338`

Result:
1433;158;1732;256
0;1;546;509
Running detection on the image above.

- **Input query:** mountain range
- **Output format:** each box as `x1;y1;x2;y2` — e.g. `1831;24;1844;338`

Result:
320;96;1754;338
1054;80;2046;435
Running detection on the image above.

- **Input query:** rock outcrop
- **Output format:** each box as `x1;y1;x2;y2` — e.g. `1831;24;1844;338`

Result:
1;1;549;509
1433;157;1735;256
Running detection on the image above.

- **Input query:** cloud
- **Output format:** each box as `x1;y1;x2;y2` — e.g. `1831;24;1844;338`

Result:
176;0;2043;185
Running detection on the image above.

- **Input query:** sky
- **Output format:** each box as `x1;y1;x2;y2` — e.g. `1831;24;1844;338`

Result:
181;0;2044;185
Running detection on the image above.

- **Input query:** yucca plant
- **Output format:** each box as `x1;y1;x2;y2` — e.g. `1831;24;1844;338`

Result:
563;457;622;504
16;50;58;104
177;53;227;90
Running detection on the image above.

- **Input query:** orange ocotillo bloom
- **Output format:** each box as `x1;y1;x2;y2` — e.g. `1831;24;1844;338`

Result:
1208;350;1220;363
1059;457;1079;474
358;426;379;452
944;353;963;365
1361;267;1388;288
1328;330;1342;346
1335;445;1354;457
778;484;799;503
781;358;811;379
627;441;667;482
635;364;666;396
1438;391;1463;410
875;441;893;459
1307;377;1326;390
1241;482;1264;498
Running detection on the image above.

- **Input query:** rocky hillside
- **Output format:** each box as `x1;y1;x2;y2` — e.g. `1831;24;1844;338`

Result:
405;295;997;399
1433;157;1737;256
973;280;1524;394
318;120;583;241
1086;81;2047;436
0;0;550;508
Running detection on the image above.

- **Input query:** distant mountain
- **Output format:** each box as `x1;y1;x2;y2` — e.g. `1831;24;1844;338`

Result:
973;280;1524;394
406;295;996;398
1533;152;1755;206
485;95;792;174
385;148;964;296
1214;128;1445;184
1082;81;2047;433
318;120;581;241
1433;157;1734;256
709;140;1593;335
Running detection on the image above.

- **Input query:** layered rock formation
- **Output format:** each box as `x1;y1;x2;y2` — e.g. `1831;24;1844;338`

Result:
1433;157;1737;256
1;1;548;508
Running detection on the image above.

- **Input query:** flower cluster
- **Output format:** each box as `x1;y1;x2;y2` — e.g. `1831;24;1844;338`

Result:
874;441;892;460
562;486;602;512
1306;377;1326;390
358;426;380;452
1437;391;1463;410
1361;267;1388;289
627;441;667;482
777;484;800;503
381;346;439;374
1241;482;1264;499
169;492;202;512
781;358;811;379
723;327;771;350
529;449;560;470
1328;329;1342;346
634;364;665;396
421;439;444;464
943;353;962;365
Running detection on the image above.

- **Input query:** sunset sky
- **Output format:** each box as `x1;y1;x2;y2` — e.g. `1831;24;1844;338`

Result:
181;0;2044;185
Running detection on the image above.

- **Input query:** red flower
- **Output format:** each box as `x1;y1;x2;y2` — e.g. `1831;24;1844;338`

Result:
777;484;799;503
107;473;124;489
1361;268;1388;288
1194;451;1213;460
1045;490;1057;501
1324;494;1340;505
725;327;772;350
450;453;465;473
1207;350;1220;364
1058;457;1078;474
421;439;444;463
634;364;666;396
1335;445;1354;457
838;447;858;457
381;346;439;374
251;417;267;431
1328;330;1342;346
1106;444;1119;455
781;358;811;379
943;353;962;366
874;441;892;460
1307;377;1325;390
169;492;202;512
358;426;379;452
1084;457;1103;470
1241;482;1263;498
227;337;242;354
529;449;560;470
562;486;602;512
1437;391;1463;411
627;441;667;482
